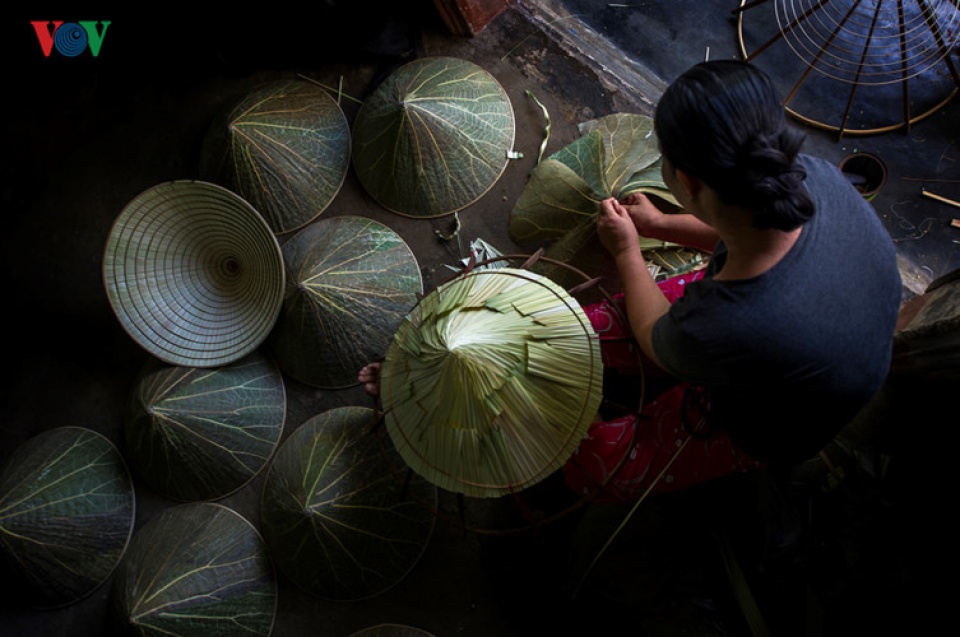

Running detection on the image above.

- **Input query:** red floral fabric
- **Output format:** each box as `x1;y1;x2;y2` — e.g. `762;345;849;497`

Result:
565;271;765;504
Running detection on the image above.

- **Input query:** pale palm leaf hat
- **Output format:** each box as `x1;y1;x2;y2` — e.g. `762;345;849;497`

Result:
103;180;285;368
380;267;603;499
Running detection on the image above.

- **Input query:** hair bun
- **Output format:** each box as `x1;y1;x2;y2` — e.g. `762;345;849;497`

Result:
752;167;805;200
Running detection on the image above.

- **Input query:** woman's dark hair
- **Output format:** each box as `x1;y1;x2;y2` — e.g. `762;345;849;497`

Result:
654;60;815;231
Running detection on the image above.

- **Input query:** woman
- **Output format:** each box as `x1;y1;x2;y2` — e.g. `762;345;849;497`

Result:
563;60;902;502
362;60;902;503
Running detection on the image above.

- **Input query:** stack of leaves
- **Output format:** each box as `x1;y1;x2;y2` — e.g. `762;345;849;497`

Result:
200;78;352;235
509;113;705;288
269;215;422;388
0;427;135;609
259;407;436;601
123;351;286;502
351;56;516;218
380;267;603;499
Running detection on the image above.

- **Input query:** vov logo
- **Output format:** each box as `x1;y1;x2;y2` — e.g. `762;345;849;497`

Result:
31;21;111;57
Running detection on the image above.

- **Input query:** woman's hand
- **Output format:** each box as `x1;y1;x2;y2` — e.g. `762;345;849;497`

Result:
597;197;641;257
620;193;664;237
596;197;670;372
619;192;720;253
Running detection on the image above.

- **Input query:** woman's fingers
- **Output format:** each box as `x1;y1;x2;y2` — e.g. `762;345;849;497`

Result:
597;198;639;255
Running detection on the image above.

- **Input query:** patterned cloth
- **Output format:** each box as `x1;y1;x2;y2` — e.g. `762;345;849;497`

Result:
583;271;702;374
564;271;766;504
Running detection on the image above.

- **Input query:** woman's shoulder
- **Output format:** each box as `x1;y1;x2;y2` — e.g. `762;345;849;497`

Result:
798;153;884;228
797;153;847;187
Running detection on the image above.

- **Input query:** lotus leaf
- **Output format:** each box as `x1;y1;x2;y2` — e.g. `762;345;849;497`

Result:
381;267;603;499
352;56;516;218
124;351;286;502
0;427;135;609
111;502;277;636
259;406;437;601
268;215;422;388
200;78;351;235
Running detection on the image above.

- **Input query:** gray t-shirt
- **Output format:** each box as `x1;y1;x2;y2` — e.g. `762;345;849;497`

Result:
652;154;901;464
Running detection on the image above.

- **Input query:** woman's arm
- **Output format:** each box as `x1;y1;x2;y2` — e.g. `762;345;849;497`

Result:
622;193;718;253
597;197;671;370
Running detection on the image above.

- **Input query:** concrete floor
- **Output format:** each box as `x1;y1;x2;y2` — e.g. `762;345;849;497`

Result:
1;1;953;635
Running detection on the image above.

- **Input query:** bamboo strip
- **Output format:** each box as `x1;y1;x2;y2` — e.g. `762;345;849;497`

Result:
921;189;960;209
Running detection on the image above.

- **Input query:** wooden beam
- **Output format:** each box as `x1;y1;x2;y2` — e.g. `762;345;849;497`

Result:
433;0;512;36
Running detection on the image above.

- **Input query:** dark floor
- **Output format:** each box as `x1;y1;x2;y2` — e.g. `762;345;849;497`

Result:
1;1;953;635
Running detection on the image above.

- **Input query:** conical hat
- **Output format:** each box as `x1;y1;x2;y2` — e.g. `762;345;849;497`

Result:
0;427;135;609
269;215;422;388
200;78;351;235
351;56;516;218
124;351;286;502
103;180;285;367
380;267;603;498
110;502;276;635
259;407;436;601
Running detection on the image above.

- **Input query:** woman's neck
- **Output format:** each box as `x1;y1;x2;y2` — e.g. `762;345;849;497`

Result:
680;182;803;281
712;209;802;281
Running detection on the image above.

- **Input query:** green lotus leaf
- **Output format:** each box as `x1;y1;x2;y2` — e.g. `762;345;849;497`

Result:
260;407;437;601
200;78;351;235
0;427;135;609
268;215;422;388
352;56;516;218
508;113;706;287
111;502;276;636
510;113;675;243
123;351;286;502
565;112;666;198
508;158;600;245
